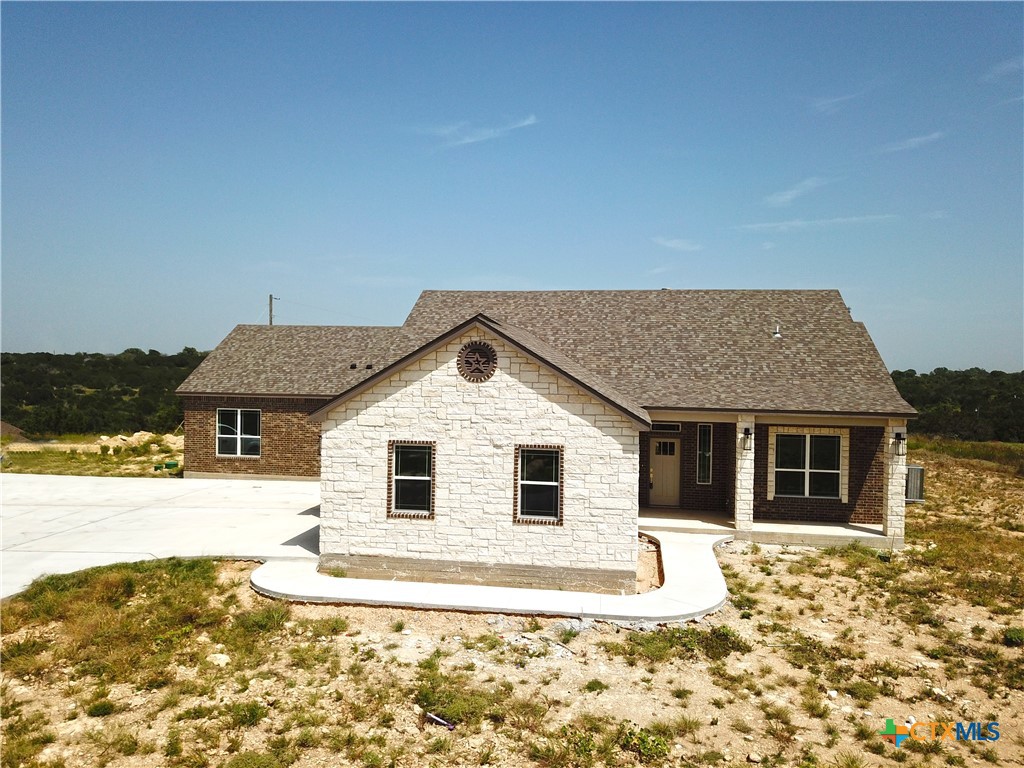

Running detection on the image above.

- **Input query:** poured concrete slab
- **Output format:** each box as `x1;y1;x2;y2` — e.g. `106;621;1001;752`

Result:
251;532;732;623
1;475;320;598
639;508;895;549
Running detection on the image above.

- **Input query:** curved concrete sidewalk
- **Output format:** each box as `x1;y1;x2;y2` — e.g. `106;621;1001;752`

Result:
251;532;732;622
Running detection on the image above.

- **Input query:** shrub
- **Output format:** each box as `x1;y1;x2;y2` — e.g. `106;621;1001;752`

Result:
223;754;283;768
617;723;669;764
583;679;609;693
414;656;500;726
226;701;269;728
1002;627;1024;647
86;699;115;717
845;680;880;703
234;604;290;634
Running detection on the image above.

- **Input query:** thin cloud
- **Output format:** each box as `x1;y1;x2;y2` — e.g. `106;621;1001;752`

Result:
921;210;948;220
812;90;867;115
981;56;1023;83
763;177;831;207
876;131;944;154
427;115;538;148
651;237;704;252
738;214;898;233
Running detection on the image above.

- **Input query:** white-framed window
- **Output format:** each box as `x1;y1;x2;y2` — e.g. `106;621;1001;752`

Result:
652;421;682;432
389;442;434;517
515;445;562;523
216;409;261;457
697;423;713;485
774;433;841;498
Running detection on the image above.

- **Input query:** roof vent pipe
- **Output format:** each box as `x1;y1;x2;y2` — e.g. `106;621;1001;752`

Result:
772;323;783;339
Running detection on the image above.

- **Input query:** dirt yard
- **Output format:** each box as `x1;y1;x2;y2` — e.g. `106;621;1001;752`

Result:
1;432;184;477
1;451;1021;768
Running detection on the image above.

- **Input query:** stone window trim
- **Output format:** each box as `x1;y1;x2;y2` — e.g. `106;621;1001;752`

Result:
386;440;436;520
696;423;713;485
766;426;849;503
216;408;261;458
513;444;564;526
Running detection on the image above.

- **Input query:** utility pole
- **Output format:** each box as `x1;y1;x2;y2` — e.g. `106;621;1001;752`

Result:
269;294;280;326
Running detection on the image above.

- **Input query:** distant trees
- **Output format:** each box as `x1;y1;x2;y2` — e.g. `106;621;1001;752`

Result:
892;368;1024;443
2;349;1021;444
1;348;207;437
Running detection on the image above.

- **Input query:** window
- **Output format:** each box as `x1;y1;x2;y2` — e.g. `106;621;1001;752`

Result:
216;409;261;457
652;421;682;432
774;433;840;498
515;446;562;523
697;423;713;484
389;442;434;517
654;440;676;456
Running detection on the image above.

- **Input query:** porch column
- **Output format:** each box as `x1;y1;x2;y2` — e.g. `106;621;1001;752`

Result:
734;418;755;532
882;421;908;548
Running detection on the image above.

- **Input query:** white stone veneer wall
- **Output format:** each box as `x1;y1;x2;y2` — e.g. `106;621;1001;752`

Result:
734;419;755;531
319;329;640;579
883;421;908;547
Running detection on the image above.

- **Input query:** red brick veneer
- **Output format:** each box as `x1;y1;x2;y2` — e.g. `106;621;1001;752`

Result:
639;423;736;513
753;425;884;524
182;395;326;477
679;423;735;513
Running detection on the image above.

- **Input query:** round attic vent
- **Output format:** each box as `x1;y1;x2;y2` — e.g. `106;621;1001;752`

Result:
457;341;498;383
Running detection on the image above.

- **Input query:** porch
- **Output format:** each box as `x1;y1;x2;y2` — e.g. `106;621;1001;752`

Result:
638;507;896;550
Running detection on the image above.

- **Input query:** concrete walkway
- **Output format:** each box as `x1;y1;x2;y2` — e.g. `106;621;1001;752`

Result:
1;475;320;598
251;531;732;623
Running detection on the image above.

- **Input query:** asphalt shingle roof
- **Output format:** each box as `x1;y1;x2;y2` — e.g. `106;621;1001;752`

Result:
179;289;914;416
404;290;915;416
177;325;418;397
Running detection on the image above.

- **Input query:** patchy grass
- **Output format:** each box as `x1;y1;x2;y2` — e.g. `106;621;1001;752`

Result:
909;436;1024;476
0;434;184;477
0;450;1021;767
602;625;752;666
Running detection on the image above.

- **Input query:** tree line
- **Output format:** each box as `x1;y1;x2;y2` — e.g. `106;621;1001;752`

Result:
892;368;1024;443
1;350;1021;443
1;348;207;437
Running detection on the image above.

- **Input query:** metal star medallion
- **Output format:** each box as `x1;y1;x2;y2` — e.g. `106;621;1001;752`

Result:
457;342;497;382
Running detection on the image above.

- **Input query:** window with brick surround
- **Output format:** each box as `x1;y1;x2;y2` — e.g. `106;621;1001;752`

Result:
514;445;563;524
774;433;841;498
216;408;261;457
388;442;435;518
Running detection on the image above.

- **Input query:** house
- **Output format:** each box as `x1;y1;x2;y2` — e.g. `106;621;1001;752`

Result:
177;290;914;593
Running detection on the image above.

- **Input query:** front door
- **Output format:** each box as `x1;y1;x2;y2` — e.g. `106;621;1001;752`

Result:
649;438;681;506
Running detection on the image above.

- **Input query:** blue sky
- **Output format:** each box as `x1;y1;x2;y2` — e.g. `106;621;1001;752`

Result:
2;2;1021;372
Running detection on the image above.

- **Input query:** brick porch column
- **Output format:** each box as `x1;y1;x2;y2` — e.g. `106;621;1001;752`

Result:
734;419;755;532
883;421;908;549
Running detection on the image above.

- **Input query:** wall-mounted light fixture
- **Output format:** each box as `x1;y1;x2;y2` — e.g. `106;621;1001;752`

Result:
893;431;907;456
742;427;753;451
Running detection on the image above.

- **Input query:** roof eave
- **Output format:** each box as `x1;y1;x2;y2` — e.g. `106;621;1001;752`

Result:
310;315;652;430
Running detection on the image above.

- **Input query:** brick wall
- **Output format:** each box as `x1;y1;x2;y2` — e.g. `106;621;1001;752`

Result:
182;395;326;477
638;423;735;512
679;422;735;512
753;425;884;524
319;329;641;588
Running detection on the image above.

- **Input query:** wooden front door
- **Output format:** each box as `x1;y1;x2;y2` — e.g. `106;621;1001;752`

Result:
649;438;680;506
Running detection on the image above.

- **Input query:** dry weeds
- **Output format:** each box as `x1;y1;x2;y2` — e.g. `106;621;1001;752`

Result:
2;451;1021;768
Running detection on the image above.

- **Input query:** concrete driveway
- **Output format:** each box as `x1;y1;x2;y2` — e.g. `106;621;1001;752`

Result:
1;475;321;598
